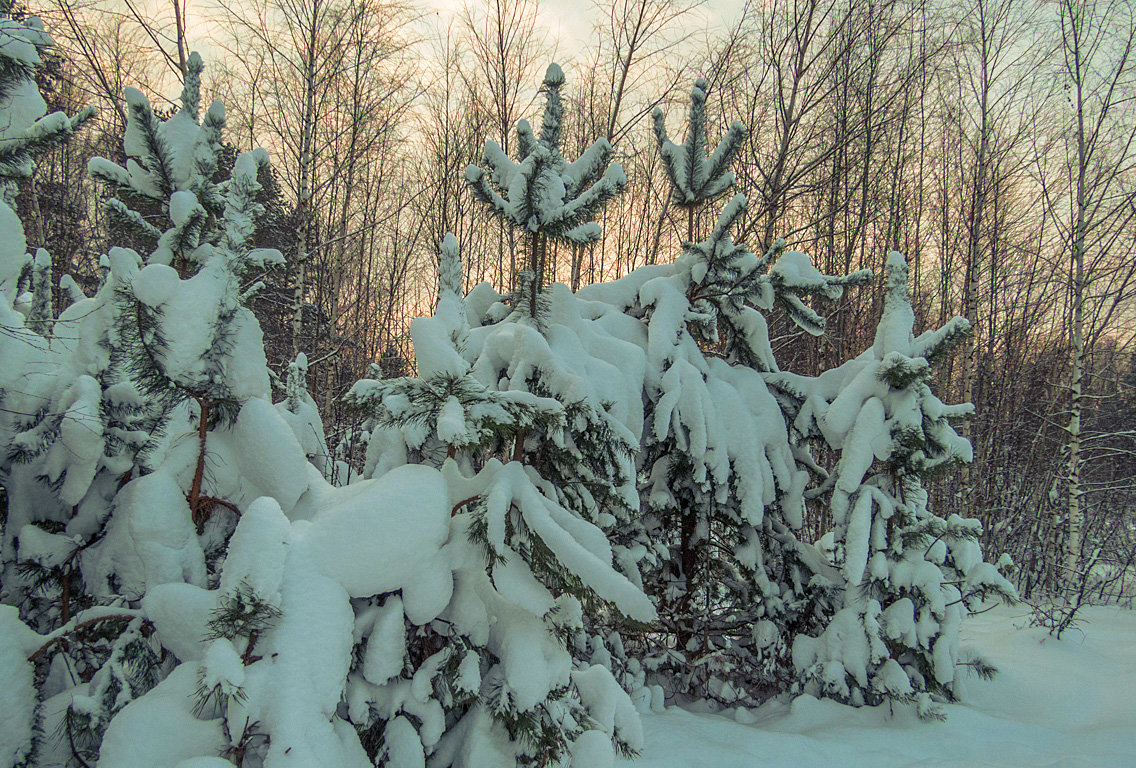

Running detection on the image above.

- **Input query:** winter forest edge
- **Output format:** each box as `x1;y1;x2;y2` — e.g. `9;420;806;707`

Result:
0;2;1133;768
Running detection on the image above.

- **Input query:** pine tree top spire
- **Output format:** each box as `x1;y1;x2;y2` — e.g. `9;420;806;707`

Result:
465;62;625;248
180;51;205;119
652;77;746;209
437;232;462;302
433;232;470;347
872;251;916;354
284;352;309;413
543;62;565;87
89;53;282;279
538;63;566;149
873;251;971;367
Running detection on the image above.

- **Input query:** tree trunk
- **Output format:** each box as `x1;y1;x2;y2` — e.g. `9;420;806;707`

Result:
1066;62;1088;590
960;9;992;517
291;0;320;358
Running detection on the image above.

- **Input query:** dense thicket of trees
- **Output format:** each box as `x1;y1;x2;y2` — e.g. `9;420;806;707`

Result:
1;3;1133;765
17;0;1136;602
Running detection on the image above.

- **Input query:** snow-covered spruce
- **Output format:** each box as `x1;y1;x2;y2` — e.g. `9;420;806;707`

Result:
80;51;293;600
772;253;1017;718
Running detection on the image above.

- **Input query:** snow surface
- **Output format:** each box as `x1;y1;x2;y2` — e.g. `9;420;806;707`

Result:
619;606;1136;768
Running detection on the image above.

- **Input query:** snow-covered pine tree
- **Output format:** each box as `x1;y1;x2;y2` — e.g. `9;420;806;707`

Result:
784;253;1016;718
345;233;655;767
0;53;323;766
638;89;869;706
90;64;287;740
651;77;746;240
465;63;625;313
84;50;290;531
461;61;647;611
579;193;869;706
52;67;444;766
0;15;97;766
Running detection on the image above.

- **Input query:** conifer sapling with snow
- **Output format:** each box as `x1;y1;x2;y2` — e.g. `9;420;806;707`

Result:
348;230;655;767
0;49;318;767
345;65;659;765
581;190;868;705
787;253;1016;718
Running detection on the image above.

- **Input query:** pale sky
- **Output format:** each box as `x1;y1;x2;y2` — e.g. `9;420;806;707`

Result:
178;0;750;61
413;0;748;50
169;0;751;109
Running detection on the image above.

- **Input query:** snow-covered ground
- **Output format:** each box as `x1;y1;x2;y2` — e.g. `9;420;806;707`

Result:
622;606;1136;768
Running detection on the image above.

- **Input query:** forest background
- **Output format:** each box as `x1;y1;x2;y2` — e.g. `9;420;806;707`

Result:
14;0;1136;603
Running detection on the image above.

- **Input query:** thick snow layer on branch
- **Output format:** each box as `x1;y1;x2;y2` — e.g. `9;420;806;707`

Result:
86;469;206;599
255;544;366;768
228;398;311;511
132;263;180;307
142;263;270;401
572;664;645;753
219;496;291;600
141;583;218;662
363;596;407;684
412;313;471;378
52;375;105;505
0;18;47;68
467;460;655;623
0;204;27;302
303;464;452;622
0;606;38;767
95;665;226;768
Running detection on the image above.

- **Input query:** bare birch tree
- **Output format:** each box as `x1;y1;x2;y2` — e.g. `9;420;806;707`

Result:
1038;0;1136;592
